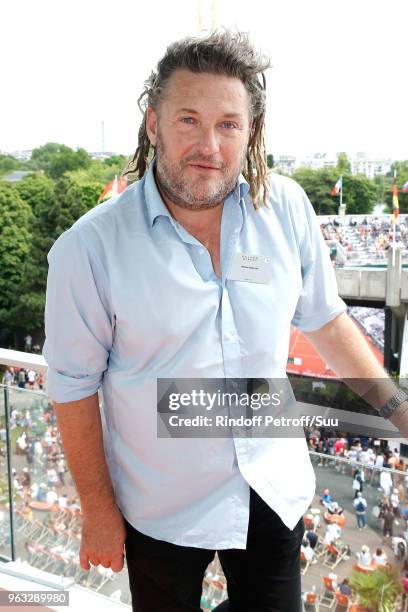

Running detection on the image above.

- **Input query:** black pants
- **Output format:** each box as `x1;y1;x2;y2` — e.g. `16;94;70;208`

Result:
124;488;304;612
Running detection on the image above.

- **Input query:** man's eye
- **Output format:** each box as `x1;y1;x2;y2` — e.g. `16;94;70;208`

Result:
221;122;237;129
180;117;195;124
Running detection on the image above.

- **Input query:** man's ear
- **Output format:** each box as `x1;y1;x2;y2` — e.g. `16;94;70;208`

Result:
146;107;158;147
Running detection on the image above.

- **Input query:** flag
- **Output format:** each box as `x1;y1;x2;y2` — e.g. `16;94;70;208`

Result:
98;176;128;203
402;181;408;192
331;177;342;196
392;184;399;225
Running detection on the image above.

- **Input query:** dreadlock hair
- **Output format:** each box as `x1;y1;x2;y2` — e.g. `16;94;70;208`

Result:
123;30;271;209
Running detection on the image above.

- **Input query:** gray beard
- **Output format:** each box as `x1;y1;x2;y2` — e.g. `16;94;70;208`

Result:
154;138;246;211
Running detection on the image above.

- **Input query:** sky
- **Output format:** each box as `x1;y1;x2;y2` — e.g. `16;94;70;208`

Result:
1;0;407;160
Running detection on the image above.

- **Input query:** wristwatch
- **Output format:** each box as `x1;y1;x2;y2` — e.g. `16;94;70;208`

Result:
378;389;408;419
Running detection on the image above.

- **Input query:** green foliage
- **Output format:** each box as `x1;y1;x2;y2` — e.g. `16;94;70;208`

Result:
292;167;339;215
0;184;33;334
48;147;90;180
0;154;21;176
383;160;408;213
29;142;91;179
267;154;274;169
345;174;378;215
395;160;408;184
349;566;402;611
337;152;351;173
14;174;57;330
66;159;126;186
292;167;377;215
373;174;387;204
15;173;54;217
0;169;102;341
103;154;128;168
54;175;103;235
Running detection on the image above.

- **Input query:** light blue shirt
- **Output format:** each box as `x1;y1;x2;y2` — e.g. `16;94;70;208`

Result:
43;162;346;548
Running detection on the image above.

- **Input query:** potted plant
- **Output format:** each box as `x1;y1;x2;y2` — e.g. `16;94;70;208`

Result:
349;566;403;612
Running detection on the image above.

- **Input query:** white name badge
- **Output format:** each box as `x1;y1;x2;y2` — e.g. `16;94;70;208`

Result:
227;253;272;284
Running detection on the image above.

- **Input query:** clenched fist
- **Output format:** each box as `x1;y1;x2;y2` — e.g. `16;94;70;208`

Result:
79;504;127;573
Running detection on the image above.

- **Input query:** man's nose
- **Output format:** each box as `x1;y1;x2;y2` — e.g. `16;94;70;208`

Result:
196;125;220;155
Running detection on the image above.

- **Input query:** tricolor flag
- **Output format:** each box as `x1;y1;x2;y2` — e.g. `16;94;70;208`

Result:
392;184;399;225
402;181;408;192
98;176;128;203
331;177;342;196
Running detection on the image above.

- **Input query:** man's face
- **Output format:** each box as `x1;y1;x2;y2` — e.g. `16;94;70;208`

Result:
146;69;252;211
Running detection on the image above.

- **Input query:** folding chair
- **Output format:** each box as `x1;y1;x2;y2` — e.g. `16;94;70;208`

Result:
318;576;336;609
303;591;319;611
24;542;42;567
14;509;27;532
69;509;82;531
314;537;326;559
21;516;39;538
26;542;51;571
304;516;314;530
335;591;350;610
28;519;49;542
323;543;344;569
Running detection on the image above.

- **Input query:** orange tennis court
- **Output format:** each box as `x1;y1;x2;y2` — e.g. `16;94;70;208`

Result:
287;316;383;378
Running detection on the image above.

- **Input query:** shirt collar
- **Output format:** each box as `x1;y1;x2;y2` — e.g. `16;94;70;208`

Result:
144;159;250;227
144;160;173;228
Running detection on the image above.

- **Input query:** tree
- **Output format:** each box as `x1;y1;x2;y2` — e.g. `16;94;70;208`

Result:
66;159;127;186
14;174;58;331
0;154;21;176
336;152;351;173
48;147;91;180
104;154;128;168
0;183;33;343
387;160;408;183
349;566;402;611
383;160;408;213
54;175;103;235
292;167;376;215
29;142;91;179
1;173;102;343
292;167;339;215
344;174;377;215
267;154;274;169
29;142;64;172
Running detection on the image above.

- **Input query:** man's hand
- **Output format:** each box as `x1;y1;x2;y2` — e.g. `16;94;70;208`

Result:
52;394;127;572
79;504;127;572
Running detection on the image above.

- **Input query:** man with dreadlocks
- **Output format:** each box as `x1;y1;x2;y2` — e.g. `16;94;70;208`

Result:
44;30;408;612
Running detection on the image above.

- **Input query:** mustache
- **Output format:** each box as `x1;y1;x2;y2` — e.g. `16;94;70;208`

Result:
182;155;225;170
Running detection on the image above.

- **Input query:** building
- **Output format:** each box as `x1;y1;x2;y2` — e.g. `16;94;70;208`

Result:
89;151;118;161
301;152;338;170
351;152;392;179
274;155;297;175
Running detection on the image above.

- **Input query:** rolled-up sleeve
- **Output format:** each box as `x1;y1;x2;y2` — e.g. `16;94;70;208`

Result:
43;229;113;403
291;191;347;332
